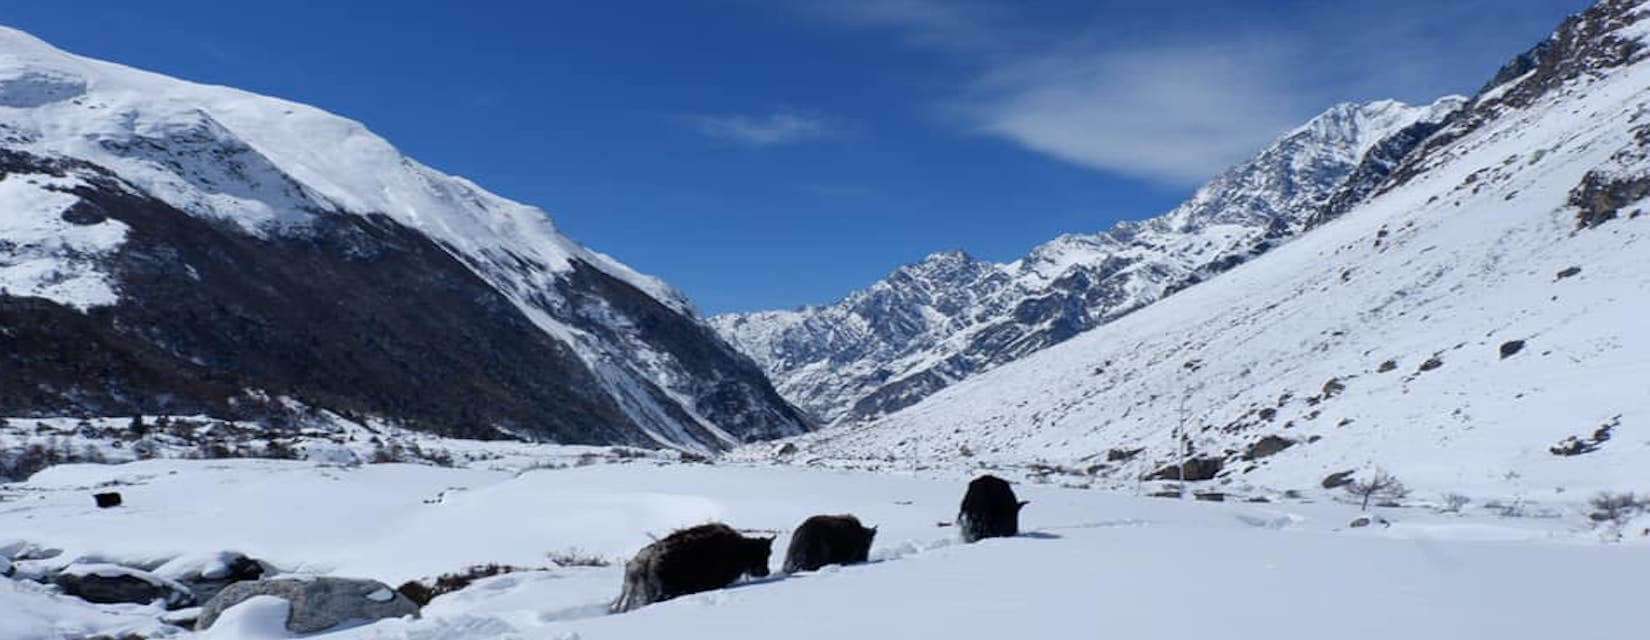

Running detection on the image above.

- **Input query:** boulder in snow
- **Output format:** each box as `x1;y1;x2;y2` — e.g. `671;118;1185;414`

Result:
93;492;122;508
196;576;420;633
53;563;195;608
154;551;267;603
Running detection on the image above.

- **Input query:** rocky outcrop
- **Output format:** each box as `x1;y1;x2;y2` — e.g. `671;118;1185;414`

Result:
53;564;195;609
197;577;420;633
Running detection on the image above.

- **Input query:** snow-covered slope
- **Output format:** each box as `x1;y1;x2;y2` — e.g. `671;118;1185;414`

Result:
781;0;1650;497
713;98;1462;425
0;27;808;450
3;458;1646;640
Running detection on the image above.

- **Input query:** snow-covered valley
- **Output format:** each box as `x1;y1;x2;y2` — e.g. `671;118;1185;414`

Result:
5;0;1650;637
3;455;1646;640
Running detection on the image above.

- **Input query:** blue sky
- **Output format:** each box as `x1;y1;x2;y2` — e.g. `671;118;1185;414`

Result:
3;0;1589;313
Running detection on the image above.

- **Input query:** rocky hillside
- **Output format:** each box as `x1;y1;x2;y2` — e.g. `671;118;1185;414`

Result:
0;27;808;451
713;98;1462;425
776;0;1650;497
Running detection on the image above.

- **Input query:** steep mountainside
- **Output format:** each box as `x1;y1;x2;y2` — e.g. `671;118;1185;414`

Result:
0;27;808;450
714;98;1462;425
778;0;1650;497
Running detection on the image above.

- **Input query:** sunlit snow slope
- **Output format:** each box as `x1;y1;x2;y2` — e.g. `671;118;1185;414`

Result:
788;0;1650;498
0;27;807;450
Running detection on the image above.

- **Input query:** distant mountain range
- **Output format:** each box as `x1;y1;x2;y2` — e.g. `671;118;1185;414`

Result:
713;97;1462;425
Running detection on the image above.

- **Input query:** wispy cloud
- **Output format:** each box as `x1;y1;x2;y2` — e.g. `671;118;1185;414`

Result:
968;39;1307;185
784;0;1579;186
690;110;833;146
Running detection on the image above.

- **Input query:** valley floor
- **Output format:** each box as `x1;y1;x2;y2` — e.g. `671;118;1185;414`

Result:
2;457;1644;639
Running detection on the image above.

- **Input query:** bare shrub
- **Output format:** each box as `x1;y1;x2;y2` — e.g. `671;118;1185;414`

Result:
395;563;551;606
546;547;611;568
1589;492;1648;539
1344;469;1409;511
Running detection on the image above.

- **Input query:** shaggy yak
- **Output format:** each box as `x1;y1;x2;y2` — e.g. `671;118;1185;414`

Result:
610;523;773;613
782;514;877;573
957;474;1029;543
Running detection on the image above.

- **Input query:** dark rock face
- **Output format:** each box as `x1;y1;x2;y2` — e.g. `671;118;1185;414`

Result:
1244;436;1296;461
1309;114;1458;228
1389;0;1648;191
1146;456;1225;482
1499;340;1527;359
197;577;419;633
610;523;774;613
54;565;193;609
782;514;877;573
93;492;121;508
957;475;1028;543
1570;167;1650;229
0;149;806;449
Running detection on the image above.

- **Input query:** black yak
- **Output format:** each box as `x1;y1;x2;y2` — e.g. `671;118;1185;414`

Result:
957;475;1028;543
782;514;877;573
610;523;773;613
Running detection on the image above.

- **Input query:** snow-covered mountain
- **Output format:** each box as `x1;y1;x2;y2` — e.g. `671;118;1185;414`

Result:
777;0;1650;497
0;27;808;451
713;97;1463;425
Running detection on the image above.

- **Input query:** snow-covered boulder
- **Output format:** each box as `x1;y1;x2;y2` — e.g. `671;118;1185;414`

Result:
0;556;12;578
154;551;267;603
301;442;362;467
197;576;420;633
52;563;195;608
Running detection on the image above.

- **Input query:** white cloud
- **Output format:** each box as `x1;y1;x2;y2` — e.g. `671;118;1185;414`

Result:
691;110;833;146
784;0;1577;186
968;40;1311;185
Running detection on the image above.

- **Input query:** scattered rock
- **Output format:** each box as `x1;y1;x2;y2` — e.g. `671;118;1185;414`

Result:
1105;447;1143;462
1321;378;1346;398
1376;360;1397;373
1556;266;1582;280
93;492;122;508
1145;457;1224;482
154;551;267;604
1418;357;1444;372
1550;415;1620;456
1349;515;1390;528
1244;435;1296;461
54;563;195;609
1193;492;1225;502
197;576;420;633
772;442;798;458
1499;340;1526;359
1321;470;1357;489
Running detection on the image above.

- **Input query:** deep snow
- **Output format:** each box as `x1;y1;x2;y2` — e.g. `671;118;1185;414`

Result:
1;457;1644;639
